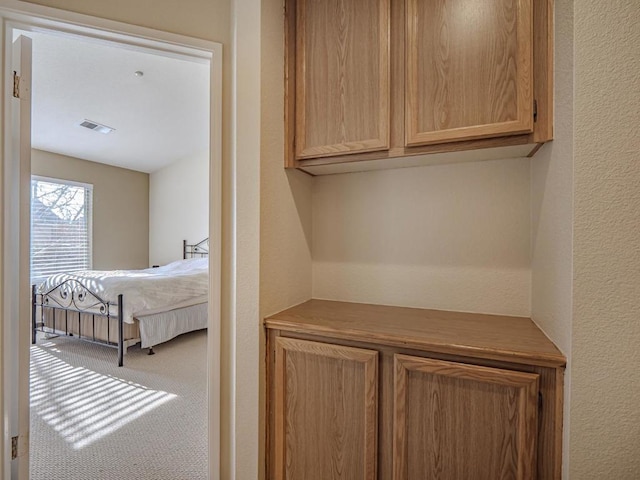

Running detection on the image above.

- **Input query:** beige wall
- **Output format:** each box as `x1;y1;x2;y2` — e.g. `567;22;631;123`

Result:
32;149;149;270
530;0;573;476
313;158;532;316
260;0;313;320
531;0;574;357
233;0;262;478
149;150;209;266
21;0;227;41
571;0;640;477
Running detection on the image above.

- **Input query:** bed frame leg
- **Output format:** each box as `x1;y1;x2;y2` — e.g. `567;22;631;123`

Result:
148;347;155;356
118;294;124;367
31;285;37;344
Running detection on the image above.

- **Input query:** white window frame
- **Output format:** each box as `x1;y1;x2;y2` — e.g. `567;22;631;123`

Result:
30;175;93;284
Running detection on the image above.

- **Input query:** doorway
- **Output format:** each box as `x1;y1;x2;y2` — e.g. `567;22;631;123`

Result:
1;7;222;480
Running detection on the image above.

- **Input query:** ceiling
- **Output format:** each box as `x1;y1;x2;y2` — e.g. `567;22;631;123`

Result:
17;30;210;174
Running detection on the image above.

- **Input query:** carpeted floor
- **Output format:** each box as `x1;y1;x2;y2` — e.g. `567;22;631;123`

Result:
29;330;207;480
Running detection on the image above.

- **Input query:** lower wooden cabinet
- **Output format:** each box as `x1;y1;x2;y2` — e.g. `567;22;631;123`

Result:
273;337;378;480
266;300;565;479
393;355;539;479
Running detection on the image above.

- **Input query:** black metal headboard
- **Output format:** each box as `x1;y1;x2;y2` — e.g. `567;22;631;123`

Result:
183;238;209;259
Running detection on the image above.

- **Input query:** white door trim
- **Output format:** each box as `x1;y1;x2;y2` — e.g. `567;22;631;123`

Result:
0;1;223;478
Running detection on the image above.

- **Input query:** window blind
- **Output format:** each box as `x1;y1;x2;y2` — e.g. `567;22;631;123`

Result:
30;176;93;285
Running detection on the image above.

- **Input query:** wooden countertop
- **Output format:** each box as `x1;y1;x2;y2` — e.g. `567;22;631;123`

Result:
265;299;566;368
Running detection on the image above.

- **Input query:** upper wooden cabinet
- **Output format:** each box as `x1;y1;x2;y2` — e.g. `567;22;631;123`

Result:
405;0;533;146
294;0;390;159
285;0;553;175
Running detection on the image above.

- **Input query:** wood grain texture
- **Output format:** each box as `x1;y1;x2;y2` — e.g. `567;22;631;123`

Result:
284;0;553;172
267;329;564;479
297;133;533;167
295;0;390;159
532;0;554;142
266;329;279;479
389;0;405;153
393;355;539;480
265;300;566;367
299;142;535;175
277;332;563;479
274;337;378;479
406;0;533;146
552;368;565;479
293;22;540;175
284;0;298;168
529;364;563;480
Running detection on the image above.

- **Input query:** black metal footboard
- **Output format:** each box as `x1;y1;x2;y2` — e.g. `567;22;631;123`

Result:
32;280;125;367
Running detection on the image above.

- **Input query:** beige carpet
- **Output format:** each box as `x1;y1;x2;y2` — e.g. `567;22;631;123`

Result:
30;330;207;480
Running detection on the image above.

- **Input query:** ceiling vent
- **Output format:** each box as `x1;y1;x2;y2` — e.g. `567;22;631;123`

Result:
79;119;115;135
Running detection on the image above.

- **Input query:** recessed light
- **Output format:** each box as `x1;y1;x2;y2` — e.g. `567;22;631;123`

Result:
134;71;144;77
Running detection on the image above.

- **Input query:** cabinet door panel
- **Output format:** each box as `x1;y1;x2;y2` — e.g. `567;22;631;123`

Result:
393;355;538;480
295;0;390;159
275;337;378;480
406;0;533;146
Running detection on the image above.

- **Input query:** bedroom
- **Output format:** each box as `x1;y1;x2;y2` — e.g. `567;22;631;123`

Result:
23;28;212;479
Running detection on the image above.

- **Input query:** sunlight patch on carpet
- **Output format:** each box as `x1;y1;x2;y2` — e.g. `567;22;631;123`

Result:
30;344;177;450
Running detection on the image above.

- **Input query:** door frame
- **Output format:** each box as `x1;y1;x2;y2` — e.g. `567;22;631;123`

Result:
0;2;223;479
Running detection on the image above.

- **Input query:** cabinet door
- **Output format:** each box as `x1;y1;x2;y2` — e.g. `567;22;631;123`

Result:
393;354;539;480
274;337;378;480
294;0;390;159
405;0;533;146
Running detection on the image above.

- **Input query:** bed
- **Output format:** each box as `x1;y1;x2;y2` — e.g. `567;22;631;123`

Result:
31;238;209;366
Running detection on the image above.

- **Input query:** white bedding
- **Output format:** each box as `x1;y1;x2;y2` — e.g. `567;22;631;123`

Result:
38;258;209;324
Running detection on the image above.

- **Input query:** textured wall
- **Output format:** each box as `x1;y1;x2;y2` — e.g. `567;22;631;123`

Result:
313;158;532;316
149;150;209;266
232;0;262;478
32;149;149;270
530;0;573;476
260;0;313;320
571;0;640;477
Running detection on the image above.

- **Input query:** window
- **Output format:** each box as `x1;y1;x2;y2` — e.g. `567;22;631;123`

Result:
30;176;93;285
